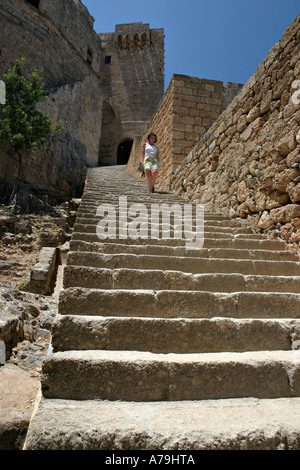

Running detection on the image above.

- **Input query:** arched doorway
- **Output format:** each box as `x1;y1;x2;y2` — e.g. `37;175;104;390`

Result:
117;140;133;165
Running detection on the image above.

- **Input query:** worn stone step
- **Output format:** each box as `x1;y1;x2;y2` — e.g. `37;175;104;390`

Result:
77;190;199;198
62;266;300;293
58;287;300;318
73;223;255;239
75;205;237;217
51;315;299;353
24;397;300;450
75;213;255;235
69;239;298;261
70;231;287;250
66;251;300;276
72;231;267;246
73;221;254;237
77;198;219;206
75;214;248;228
76;212;248;228
73;223;252;238
40;350;300;401
24;164;300;451
75;206;241;222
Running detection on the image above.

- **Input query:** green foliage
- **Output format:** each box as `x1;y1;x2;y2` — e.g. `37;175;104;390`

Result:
0;58;64;200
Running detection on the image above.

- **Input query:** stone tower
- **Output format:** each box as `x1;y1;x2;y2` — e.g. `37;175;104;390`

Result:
98;23;165;166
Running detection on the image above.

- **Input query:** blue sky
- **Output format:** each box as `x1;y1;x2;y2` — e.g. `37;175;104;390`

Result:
82;0;299;89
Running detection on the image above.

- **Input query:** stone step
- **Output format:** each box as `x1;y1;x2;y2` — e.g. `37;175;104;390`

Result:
24;166;300;451
74;220;254;236
62;266;300;292
76;213;247;228
77;196;204;204
76;202;232;215
69;239;297;261
58;287;300;318
78;189;198;198
74;212;253;233
51;315;299;354
75;214;247;228
74;206;240;222
66;251;300;276
78;194;201;201
24;397;300;450
73;222;255;237
70;231;287;250
40;350;300;401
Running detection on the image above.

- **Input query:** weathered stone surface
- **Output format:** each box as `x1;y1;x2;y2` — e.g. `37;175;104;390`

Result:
0;286;57;360
0;0;100;198
99;23;164;165
127;75;243;187
62;266;299;292
0;409;32;450
51;315;296;354
41;350;300;401
65;251;299;276
25;166;300;450
0;1;164;197
167;14;300;254
0;364;40;450
57;287;300;318
22;247;58;295
24;397;300;450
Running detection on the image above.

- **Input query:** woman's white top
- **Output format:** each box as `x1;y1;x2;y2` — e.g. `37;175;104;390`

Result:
144;143;158;158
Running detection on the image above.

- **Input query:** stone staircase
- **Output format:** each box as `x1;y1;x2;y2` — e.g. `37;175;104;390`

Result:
25;166;300;450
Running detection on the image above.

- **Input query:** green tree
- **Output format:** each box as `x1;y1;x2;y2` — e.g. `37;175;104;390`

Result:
0;58;64;202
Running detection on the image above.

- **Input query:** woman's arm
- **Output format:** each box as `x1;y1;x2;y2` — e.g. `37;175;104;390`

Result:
140;143;146;163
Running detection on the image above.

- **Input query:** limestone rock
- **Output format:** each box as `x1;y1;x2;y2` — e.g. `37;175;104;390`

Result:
259;211;273;229
270;204;300;224
287;182;300;203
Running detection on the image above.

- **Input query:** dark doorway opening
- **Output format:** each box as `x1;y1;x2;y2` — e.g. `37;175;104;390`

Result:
117;140;133;165
26;0;40;8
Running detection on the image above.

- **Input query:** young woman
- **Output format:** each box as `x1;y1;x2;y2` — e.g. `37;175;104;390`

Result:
140;133;160;193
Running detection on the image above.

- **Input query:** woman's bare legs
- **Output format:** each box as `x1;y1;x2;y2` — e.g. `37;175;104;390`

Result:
146;170;158;192
152;170;158;190
146;170;152;192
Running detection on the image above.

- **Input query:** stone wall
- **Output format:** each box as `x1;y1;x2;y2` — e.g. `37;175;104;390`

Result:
0;3;166;195
98;23;165;166
168;15;300;253
127;74;242;188
39;76;103;168
0;0;103;199
38;0;101;75
0;132;88;201
126;78;173;180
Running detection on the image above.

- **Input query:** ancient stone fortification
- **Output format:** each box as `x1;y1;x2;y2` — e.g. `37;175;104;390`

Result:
24;166;300;450
0;0;103;198
99;23;164;166
0;1;164;199
127;75;242;187
130;15;300;253
170;15;300;252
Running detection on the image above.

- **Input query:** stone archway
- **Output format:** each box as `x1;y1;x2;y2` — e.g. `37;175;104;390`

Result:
117;140;133;165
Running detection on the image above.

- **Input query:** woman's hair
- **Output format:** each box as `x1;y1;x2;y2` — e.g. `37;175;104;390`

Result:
147;133;157;143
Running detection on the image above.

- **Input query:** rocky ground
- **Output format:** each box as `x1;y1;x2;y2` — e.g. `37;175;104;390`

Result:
0;194;78;450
